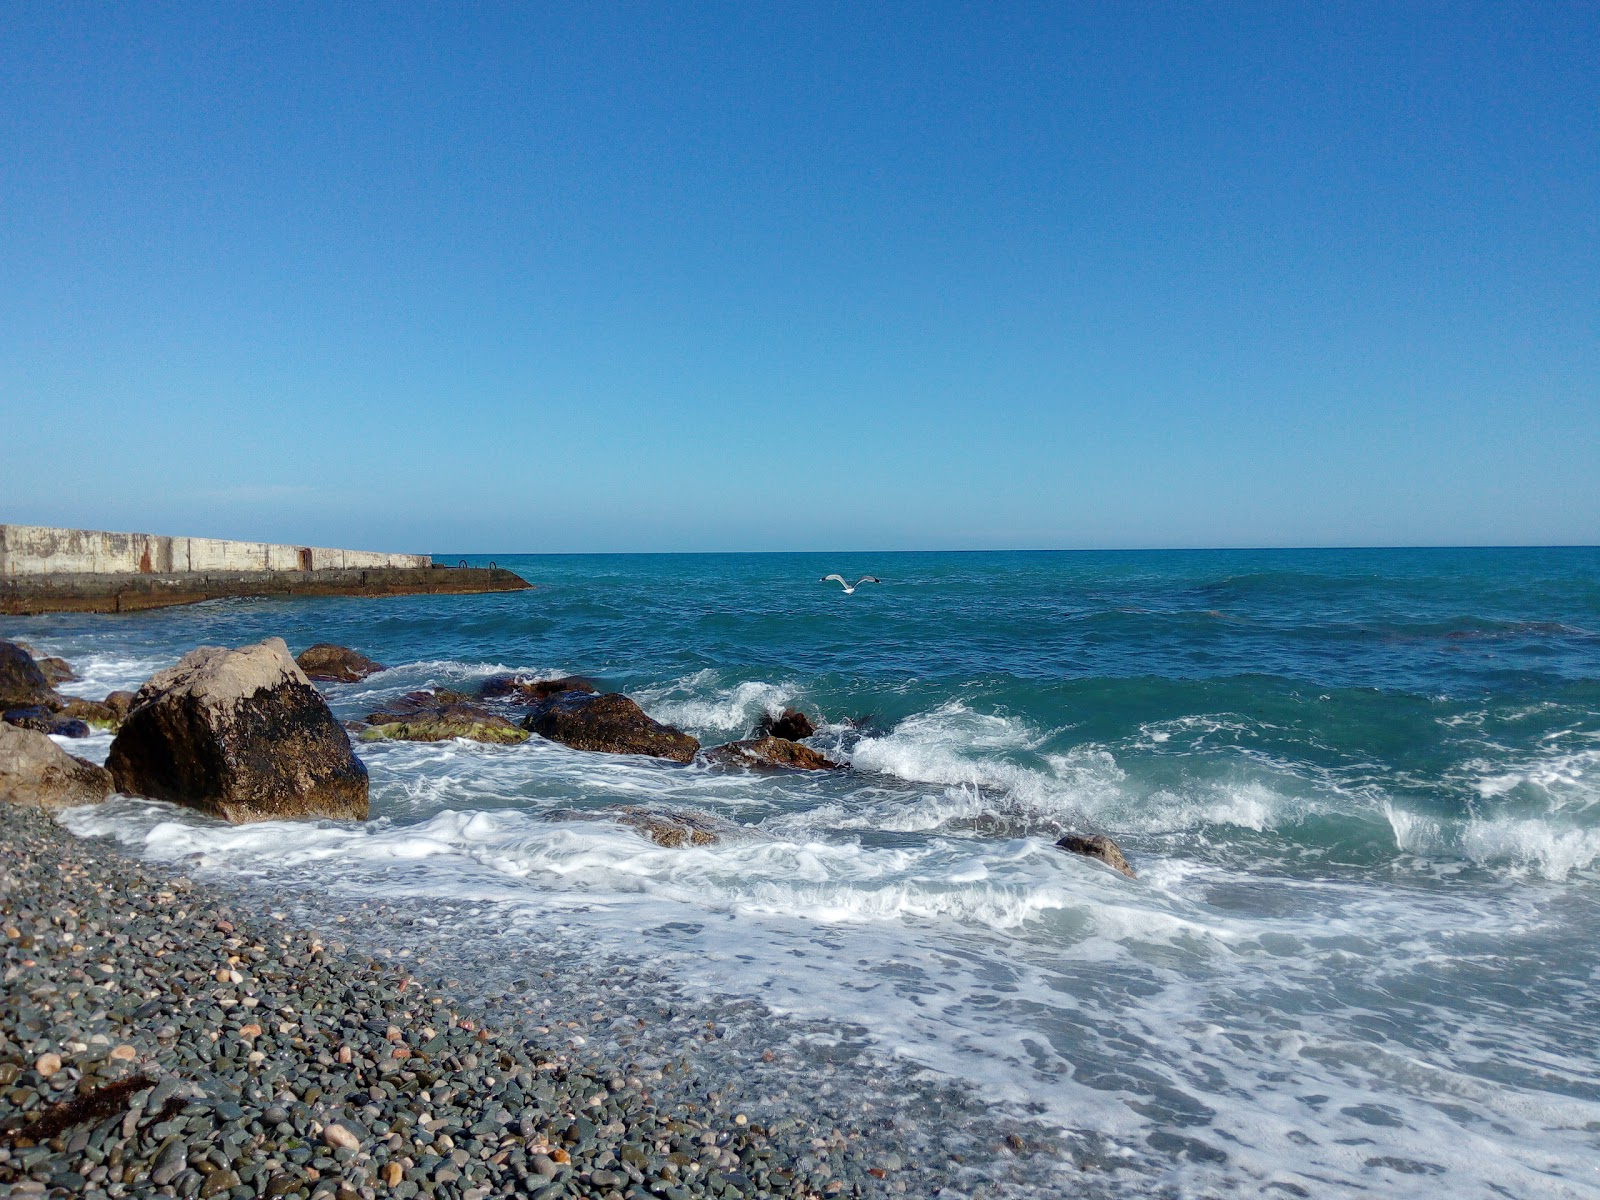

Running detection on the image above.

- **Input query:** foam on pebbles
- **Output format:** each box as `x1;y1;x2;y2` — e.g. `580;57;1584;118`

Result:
0;803;1081;1200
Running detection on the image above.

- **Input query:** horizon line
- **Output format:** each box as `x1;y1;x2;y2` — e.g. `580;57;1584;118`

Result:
436;543;1600;556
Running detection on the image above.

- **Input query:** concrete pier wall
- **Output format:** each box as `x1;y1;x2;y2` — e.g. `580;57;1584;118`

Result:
0;524;430;577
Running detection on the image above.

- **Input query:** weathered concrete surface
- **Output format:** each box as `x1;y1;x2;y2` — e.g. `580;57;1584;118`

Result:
0;524;430;577
1;566;531;615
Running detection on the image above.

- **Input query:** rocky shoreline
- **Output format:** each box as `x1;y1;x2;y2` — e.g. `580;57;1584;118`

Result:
0;799;1086;1200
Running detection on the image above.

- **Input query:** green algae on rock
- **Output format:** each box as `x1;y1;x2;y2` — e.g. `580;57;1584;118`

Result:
360;690;530;745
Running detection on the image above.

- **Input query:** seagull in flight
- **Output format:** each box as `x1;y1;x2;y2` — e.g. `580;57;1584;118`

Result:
821;574;882;594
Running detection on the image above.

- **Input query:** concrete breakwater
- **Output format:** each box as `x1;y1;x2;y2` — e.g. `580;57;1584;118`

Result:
0;525;529;614
1;524;429;576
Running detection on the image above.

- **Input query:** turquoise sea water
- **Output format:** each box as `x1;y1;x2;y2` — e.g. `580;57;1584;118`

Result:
10;547;1600;1196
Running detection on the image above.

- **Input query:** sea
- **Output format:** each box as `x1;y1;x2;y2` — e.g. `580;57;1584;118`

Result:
8;547;1600;1197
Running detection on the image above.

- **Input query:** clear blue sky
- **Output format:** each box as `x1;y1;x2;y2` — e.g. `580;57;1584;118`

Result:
2;2;1595;552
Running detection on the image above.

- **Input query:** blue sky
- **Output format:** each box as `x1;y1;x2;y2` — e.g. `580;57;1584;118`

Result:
2;2;1595;552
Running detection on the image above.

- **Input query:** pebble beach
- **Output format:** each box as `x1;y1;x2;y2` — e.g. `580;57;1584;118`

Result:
0;800;1070;1200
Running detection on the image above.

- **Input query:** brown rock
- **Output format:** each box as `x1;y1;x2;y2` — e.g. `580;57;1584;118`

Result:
1055;833;1136;878
34;656;76;685
104;691;137;721
0;723;113;809
752;707;816;740
295;643;386;683
521;692;698;762
706;736;841;771
107;637;368;823
0;640;58;709
478;674;598;702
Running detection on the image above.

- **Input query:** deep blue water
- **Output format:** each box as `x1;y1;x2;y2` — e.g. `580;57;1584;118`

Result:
10;547;1600;1197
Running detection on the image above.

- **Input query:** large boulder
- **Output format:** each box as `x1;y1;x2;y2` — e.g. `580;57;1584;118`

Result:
1056;833;1136;879
295;643;386;683
0;723;113;809
0;641;58;709
360;690;528;745
706;736;841;771
107;638;368;823
479;674;598;703
2;707;91;738
752;708;816;741
521;692;699;762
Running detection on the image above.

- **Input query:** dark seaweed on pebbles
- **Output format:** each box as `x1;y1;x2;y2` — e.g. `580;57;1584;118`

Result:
0;804;1078;1200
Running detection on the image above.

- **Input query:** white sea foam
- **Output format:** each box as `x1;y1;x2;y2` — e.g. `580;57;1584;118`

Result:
47;660;1600;1199
632;671;798;735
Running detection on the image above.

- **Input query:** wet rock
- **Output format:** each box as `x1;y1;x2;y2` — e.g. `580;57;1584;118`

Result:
57;696;122;731
752;708;816;741
360;690;529;745
0;722;113;808
295;643;386;683
614;807;726;847
107;637;369;823
1055;833;1136;878
522;692;699;762
479;674;599;703
9;641;76;685
0;640;58;709
1;706;91;737
706;736;841;771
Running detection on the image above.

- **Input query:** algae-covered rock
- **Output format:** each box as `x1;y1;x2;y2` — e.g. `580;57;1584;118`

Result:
57;696;122;731
521;692;698;762
107;637;368;823
296;643;386;683
361;690;528;745
706;736;841;771
0;722;113;809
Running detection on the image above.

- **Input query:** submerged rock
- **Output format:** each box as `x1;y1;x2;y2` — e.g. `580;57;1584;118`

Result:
752;707;817;741
107;637;369;823
2;706;91;738
479;674;599;703
616;806;725;847
360;690;528;745
1056;833;1136;879
706;736;841;771
522;692;699;762
0;722;113;809
543;805;730;847
0;640;58;709
295;643;386;683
